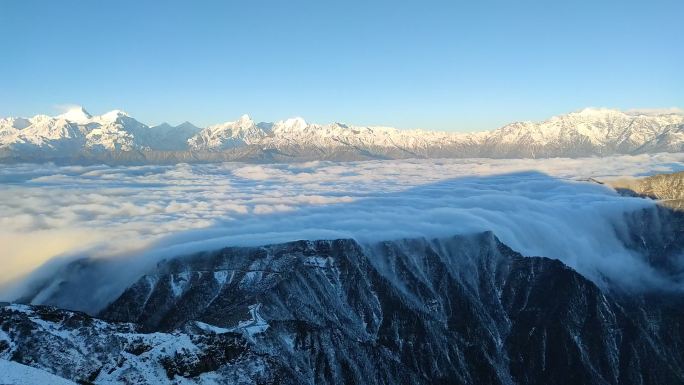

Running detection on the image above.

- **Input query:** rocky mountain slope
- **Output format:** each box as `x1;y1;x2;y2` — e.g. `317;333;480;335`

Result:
1;107;682;163
3;218;684;384
609;171;684;210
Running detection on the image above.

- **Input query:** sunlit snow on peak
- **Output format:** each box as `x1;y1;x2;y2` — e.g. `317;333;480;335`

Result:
57;106;92;123
99;109;129;122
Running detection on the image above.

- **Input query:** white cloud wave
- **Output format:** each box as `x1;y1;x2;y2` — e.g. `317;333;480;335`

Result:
1;153;683;305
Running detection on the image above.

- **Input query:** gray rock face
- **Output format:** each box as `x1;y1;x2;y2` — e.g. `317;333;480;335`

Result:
3;231;684;384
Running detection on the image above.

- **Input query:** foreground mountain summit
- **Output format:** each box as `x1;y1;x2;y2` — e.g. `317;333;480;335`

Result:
3;232;684;384
1;107;682;163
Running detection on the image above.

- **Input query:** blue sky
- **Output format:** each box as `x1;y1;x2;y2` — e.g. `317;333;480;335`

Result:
1;0;682;131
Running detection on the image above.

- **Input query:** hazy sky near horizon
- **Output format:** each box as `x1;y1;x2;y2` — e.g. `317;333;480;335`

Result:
1;0;682;131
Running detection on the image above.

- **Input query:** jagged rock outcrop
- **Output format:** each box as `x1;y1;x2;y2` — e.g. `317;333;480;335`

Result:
0;304;287;384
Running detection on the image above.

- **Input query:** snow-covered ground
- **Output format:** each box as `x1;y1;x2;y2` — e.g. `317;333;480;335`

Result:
0;359;76;385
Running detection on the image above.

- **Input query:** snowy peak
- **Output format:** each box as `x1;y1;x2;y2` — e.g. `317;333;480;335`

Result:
188;114;263;150
54;107;133;124
559;107;682;123
573;107;623;117
57;106;92;123
237;114;253;125
213;114;256;129
98;109;129;123
277;117;308;130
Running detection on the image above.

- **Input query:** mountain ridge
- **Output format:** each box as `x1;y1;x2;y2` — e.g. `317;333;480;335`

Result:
1;107;683;163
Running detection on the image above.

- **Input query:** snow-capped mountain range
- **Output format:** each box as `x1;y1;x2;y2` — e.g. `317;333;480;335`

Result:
1;107;682;163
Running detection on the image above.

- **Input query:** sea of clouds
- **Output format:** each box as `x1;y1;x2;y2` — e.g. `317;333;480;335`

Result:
1;153;684;306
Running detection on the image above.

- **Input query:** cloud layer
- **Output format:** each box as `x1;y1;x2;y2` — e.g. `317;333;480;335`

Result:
1;154;683;303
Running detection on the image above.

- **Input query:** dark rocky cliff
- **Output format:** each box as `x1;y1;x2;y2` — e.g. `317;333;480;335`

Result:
3;232;683;384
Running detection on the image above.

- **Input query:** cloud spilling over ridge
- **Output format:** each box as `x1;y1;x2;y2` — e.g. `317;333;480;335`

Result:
1;154;683;305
